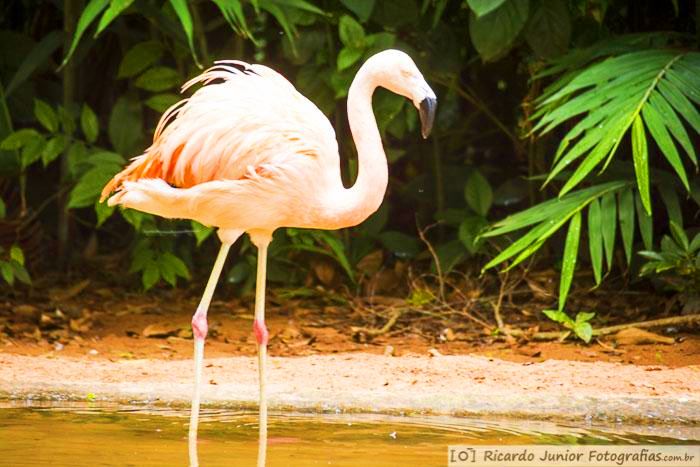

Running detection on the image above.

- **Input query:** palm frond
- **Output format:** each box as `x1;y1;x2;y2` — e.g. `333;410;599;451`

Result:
532;49;700;212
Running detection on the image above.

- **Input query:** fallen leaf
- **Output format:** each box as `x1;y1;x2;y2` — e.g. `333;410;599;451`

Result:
49;279;91;302
13;305;40;323
142;324;178;338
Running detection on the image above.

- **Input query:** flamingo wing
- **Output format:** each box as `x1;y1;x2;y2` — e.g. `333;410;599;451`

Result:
100;61;339;201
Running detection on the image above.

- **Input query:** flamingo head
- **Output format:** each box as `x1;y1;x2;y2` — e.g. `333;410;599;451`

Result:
368;49;437;139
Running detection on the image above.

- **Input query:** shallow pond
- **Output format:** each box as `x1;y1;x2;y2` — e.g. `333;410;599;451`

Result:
0;403;697;466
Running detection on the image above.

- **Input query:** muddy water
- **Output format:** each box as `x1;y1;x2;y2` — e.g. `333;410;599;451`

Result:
0;404;697;466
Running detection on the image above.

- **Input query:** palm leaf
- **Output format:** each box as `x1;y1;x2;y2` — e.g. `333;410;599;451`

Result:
559;211;581;311
532;49;699;200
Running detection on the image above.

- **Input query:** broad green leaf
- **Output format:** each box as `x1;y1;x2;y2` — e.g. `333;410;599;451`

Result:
337;47;363;71
0;198;5;218
434;240;466;274
601;192;616;269
57;105;76;135
635;193;653;250
542;309;573;325
0;262;13;285
466;0;507;17
338;15;365;48
68;163;122;208
67;142;89;178
459;215;488;254
357;203;388;236
134;66;180;92
465;170;493;216
11;262;31;284
227;262;250;284
340;0;375;21
573;321;593;343
6;30;63;97
60;0;110;68
159;258;177;286
34;99;58;132
630;115;650;214
41;135;68;166
587;199;603;285
145;93;181;113
576;311;595;323
617;188;635;264
108;95;143;156
80;104;99;143
94;199;115;226
641;100;688;190
524;0;570;59
117;41;164;79
379;231;421;258
95;0;135;36
161;251;190;279
469;0;529;62
21;135;46;168
191;220;214;246
558;211;581;311
168;0;200;67
142;260;160;290
1;129;42;151
10;245;24;265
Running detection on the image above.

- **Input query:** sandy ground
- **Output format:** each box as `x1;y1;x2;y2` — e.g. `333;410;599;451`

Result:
1;352;698;424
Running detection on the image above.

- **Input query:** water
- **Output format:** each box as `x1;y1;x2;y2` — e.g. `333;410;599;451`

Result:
0;403;697;466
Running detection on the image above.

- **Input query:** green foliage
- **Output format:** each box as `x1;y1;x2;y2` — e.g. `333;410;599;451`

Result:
1;0;698;334
542;309;595;342
130;238;190;289
639;222;700;292
469;0;529;62
0;244;31;286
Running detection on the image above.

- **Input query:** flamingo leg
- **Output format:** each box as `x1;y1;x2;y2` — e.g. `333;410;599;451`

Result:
188;242;232;458
253;238;271;467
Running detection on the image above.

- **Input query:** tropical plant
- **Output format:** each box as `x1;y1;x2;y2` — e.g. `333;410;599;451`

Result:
482;35;700;331
640;222;700;293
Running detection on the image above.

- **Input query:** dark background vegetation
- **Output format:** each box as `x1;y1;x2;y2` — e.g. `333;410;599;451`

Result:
1;0;699;341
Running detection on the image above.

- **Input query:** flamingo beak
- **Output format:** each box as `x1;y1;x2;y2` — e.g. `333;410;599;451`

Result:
419;95;437;139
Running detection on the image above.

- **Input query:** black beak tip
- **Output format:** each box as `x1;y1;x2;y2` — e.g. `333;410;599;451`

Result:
419;96;437;139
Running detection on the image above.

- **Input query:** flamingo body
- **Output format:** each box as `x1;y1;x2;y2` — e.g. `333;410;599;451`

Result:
103;61;345;232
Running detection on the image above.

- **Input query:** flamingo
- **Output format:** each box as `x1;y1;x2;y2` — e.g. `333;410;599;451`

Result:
100;49;436;464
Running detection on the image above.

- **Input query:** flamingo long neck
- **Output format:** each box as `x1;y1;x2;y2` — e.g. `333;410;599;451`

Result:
339;62;388;227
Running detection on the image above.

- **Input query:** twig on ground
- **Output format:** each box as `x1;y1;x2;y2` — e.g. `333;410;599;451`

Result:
351;308;403;337
501;314;700;341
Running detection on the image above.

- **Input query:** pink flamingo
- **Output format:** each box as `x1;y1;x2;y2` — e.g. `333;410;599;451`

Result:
101;49;436;464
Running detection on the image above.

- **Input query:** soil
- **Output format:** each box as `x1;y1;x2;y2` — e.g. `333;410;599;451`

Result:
1;286;699;368
1;282;699;423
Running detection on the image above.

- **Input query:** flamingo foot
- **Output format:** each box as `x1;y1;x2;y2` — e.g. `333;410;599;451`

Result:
253;319;269;346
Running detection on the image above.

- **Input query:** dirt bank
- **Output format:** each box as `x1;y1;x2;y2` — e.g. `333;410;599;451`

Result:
1;353;698;424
